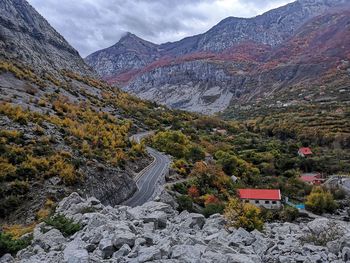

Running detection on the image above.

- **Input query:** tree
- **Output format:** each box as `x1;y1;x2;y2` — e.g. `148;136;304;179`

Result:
151;130;190;159
189;162;234;197
305;187;337;214
214;151;260;180
280;206;299;222
224;198;264;231
186;145;205;162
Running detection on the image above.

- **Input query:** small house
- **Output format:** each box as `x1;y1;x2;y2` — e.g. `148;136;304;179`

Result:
300;173;324;185
213;128;228;136
231;175;238;183
237;189;282;209
298;147;313;157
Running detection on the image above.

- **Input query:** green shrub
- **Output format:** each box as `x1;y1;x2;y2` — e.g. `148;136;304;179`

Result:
203;203;225;218
186;145;205;162
0;195;22;218
224;198;264;231
0;232;32;256
44;214;81;237
173;183;188;195
9;180;29;195
280;206;300;222
260;208;280;222
177;195;193;212
305;187;337;214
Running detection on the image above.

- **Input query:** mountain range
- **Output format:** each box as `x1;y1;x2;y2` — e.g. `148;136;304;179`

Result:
86;0;350;114
1;1;350;261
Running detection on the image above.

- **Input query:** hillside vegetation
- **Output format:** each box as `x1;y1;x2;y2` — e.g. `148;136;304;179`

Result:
0;59;195;227
1;62;349;254
149;111;350;219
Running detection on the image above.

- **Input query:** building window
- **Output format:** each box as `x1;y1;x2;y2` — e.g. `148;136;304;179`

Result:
245;200;249;203
255;200;259;204
272;201;277;204
265;201;270;204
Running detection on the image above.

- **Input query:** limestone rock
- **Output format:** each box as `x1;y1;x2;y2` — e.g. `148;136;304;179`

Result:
10;193;350;263
98;238;115;259
63;240;89;263
33;228;66;251
0;254;14;263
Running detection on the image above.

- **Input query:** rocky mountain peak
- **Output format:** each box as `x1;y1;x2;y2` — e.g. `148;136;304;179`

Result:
0;0;93;76
119;32;142;43
85;32;160;79
115;32;158;53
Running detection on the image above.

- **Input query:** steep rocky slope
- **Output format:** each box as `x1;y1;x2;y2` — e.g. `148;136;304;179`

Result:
86;0;350;114
0;0;92;75
4;192;350;262
0;0;165;225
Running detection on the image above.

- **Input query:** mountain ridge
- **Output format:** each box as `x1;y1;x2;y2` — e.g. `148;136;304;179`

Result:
85;0;350;114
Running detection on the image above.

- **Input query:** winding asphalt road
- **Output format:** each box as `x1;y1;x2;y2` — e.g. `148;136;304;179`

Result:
124;131;171;207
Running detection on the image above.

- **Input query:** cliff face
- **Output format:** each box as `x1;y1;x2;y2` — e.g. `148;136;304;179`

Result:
0;0;93;75
86;0;350;114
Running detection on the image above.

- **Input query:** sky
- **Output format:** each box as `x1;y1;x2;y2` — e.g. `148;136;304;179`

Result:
27;0;295;57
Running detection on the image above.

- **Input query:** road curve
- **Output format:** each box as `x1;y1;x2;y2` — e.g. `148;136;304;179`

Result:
124;131;171;207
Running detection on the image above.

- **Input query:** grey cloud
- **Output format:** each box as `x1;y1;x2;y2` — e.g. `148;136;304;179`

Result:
27;0;294;57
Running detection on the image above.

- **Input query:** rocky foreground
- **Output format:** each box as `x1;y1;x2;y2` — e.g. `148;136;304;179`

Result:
1;193;350;263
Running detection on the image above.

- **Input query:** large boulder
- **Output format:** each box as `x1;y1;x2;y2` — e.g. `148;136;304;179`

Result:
202;214;226;235
0;254;14;263
343;247;350;262
98;238;115;259
227;254;261;263
63;240;89;263
228;228;256;247
134;247;162;262
32;226;66;251
127;202;174;221
307;218;330;235
113;244;131;259
112;231;136;249
170;244;207;262
178;213;206;230
142;211;168;229
56;192;85;216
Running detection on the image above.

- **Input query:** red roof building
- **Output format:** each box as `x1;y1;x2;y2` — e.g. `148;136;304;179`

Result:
237;189;282;209
238;189;281;200
298;147;313;157
300;173;324;185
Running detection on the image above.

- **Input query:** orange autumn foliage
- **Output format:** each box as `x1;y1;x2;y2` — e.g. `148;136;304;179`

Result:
188;186;200;198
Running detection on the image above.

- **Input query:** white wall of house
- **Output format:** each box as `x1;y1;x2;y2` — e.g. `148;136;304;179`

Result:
242;199;282;209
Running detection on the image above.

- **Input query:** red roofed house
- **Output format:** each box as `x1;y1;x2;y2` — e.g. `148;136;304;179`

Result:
300;173;324;185
298;147;313;157
237;189;282;209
